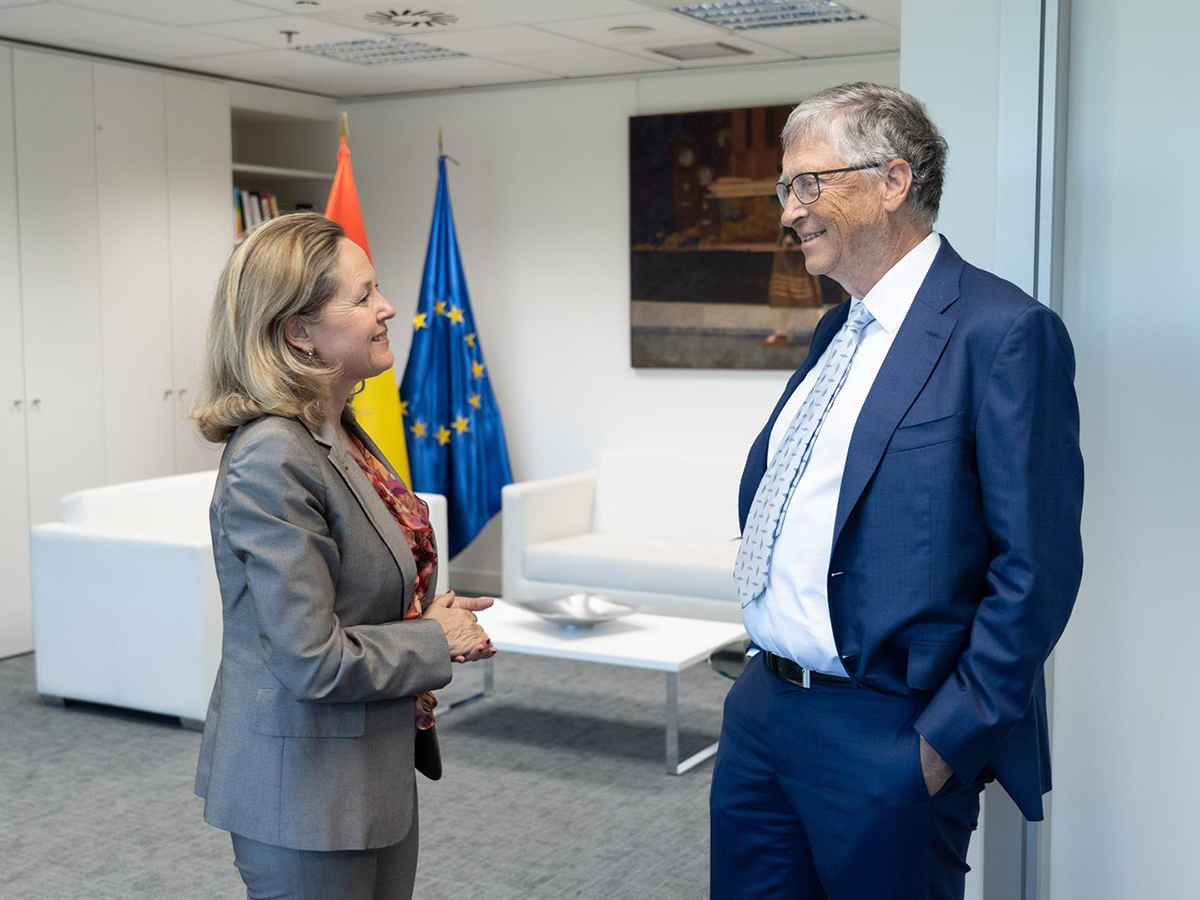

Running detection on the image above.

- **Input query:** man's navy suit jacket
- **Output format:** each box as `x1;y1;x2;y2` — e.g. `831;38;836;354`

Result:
738;238;1083;821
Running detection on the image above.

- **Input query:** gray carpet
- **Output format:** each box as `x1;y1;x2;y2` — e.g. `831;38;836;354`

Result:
0;650;730;899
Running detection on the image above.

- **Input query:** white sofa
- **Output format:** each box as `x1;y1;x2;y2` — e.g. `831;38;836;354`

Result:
501;451;746;623
30;469;448;727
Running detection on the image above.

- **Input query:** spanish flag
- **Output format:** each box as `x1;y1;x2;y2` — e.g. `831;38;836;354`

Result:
325;114;412;484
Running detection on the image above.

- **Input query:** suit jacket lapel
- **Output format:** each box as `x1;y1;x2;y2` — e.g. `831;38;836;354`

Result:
304;416;419;591
830;241;963;551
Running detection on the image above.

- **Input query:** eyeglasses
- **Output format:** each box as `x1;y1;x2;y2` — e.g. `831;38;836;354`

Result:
775;162;888;208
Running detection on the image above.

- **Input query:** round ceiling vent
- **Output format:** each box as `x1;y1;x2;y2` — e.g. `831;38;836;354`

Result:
364;8;459;28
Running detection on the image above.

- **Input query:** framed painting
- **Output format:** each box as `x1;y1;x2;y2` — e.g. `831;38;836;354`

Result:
629;104;847;370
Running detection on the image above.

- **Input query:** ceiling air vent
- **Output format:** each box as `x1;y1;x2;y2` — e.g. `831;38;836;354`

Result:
364;8;459;29
651;42;753;61
293;36;466;65
672;0;867;30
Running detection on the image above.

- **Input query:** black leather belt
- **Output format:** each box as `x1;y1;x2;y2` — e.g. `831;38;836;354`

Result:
763;650;853;688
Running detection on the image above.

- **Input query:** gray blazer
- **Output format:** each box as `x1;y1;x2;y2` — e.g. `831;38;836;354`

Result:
194;413;452;852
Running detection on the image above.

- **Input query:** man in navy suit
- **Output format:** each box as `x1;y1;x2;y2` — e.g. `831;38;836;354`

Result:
710;83;1083;900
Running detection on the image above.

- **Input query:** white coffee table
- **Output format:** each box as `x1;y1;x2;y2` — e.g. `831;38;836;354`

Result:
447;599;747;775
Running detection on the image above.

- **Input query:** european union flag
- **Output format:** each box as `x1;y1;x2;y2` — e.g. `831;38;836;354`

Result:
400;156;513;557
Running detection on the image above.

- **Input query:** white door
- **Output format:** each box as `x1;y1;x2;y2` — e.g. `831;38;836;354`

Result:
0;47;31;657
94;62;175;484
165;74;231;473
13;49;106;524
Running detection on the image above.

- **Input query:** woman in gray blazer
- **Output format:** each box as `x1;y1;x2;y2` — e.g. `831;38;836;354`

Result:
192;213;495;900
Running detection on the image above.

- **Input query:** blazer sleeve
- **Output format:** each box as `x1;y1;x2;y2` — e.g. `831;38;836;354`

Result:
217;423;453;704
915;303;1084;783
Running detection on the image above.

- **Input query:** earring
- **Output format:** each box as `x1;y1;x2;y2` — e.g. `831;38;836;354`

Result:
304;346;316;363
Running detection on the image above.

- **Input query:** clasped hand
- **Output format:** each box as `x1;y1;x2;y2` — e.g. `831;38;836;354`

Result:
424;590;498;663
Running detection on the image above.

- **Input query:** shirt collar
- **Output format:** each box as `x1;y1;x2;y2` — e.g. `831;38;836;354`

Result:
854;231;942;335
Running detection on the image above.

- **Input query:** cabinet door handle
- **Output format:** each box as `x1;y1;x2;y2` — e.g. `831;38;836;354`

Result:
163;389;174;401
177;388;188;401
11;399;21;411
31;398;41;410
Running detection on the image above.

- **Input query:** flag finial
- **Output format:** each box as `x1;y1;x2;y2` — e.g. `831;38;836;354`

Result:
438;126;443;157
340;112;349;142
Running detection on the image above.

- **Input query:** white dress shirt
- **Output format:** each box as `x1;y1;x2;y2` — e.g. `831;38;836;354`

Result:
743;232;942;674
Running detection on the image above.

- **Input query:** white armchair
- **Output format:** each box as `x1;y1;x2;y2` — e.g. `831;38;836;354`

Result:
30;470;448;727
502;451;745;623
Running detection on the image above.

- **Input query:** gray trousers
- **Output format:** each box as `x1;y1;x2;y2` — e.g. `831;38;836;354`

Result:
231;802;419;900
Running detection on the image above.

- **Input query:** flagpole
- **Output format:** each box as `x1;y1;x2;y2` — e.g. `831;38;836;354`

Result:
437;127;458;166
340;112;349;142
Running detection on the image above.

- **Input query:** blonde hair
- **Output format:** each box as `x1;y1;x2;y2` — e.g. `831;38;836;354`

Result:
193;213;347;444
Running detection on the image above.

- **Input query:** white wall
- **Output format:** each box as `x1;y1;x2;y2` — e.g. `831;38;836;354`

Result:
1049;1;1200;896
344;54;899;588
901;0;1043;292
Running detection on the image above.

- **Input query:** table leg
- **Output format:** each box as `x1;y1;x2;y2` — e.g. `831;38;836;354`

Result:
437;657;495;717
665;670;721;775
666;672;680;773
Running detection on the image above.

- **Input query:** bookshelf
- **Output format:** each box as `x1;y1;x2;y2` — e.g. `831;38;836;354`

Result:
230;105;338;235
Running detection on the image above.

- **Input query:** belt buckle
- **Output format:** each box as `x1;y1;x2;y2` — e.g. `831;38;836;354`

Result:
797;666;811;689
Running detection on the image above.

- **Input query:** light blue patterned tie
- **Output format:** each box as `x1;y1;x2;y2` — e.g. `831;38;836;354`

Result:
735;300;876;608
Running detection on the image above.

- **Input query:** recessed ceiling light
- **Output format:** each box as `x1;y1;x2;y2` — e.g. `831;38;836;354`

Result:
651;41;752;60
673;0;867;30
608;25;656;36
292;36;466;65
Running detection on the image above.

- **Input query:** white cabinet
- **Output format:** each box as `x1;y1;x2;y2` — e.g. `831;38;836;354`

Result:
0;47;31;658
165;74;230;474
94;62;176;484
13;49;106;526
3;49;328;659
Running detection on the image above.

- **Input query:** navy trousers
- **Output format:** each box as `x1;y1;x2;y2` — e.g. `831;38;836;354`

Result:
710;653;984;900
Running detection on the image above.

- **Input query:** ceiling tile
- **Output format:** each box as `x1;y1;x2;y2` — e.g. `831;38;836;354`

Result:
843;0;903;28
619;34;794;69
59;0;276;26
197;13;381;52
286;63;459;97
494;45;673;78
535;10;722;46
748;19;899;57
0;2;261;58
180;47;373;94
240;0;382;13
413;25;586;58
390;56;554;88
310;0;653;37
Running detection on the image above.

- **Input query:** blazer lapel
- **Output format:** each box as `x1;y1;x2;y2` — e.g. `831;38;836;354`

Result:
304;416;419;591
830;243;963;551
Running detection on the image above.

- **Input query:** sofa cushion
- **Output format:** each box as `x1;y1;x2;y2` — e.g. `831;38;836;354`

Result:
592;452;743;544
524;533;738;602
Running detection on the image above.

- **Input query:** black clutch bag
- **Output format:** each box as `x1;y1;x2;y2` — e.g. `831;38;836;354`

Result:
414;726;442;781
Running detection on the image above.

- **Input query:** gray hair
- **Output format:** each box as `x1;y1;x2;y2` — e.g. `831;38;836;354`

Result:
781;82;948;227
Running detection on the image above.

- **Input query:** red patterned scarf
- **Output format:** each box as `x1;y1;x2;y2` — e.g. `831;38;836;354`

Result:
349;432;438;730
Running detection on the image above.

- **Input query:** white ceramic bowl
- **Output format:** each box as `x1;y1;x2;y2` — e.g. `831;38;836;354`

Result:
517;593;639;628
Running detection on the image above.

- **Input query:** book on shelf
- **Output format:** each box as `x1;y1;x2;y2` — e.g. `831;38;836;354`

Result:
234;188;282;239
